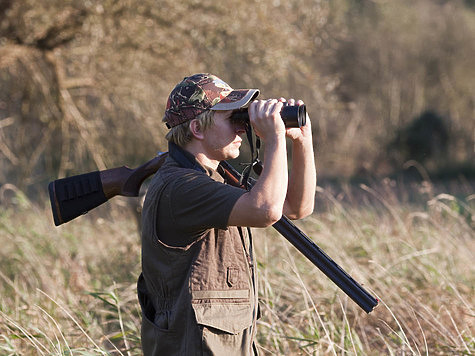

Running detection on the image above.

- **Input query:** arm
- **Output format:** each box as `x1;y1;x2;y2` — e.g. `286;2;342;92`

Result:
228;99;288;228
283;105;316;219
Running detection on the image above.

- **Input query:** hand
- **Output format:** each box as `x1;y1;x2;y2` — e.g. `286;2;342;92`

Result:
279;98;312;143
248;99;286;141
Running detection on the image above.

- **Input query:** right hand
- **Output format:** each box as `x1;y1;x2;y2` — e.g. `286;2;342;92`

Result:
248;99;286;141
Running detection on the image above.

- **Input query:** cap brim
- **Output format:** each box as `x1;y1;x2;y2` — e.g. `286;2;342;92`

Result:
211;89;260;111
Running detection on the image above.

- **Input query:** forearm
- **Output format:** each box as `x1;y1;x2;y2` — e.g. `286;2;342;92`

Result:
284;136;316;219
229;98;293;227
254;135;288;217
228;135;288;227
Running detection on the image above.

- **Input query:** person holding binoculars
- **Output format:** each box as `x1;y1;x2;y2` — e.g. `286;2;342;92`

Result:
138;73;316;355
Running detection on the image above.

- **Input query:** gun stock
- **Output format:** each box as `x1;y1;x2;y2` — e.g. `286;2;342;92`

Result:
48;152;168;226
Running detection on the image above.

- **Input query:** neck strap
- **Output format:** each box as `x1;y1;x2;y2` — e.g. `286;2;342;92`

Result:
240;126;261;190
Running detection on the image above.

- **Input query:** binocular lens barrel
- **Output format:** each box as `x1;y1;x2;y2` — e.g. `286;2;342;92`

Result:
281;105;306;128
231;104;306;128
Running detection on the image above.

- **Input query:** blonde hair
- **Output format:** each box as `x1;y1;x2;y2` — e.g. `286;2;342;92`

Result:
163;110;215;147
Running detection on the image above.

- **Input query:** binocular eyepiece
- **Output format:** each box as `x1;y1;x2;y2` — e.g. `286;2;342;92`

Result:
231;104;307;128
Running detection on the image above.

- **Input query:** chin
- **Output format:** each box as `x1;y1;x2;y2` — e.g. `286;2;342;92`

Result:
224;150;240;160
231;148;241;159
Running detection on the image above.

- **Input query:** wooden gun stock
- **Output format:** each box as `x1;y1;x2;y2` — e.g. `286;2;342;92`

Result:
48;152;168;226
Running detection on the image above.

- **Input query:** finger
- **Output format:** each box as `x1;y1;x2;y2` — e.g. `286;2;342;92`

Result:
248;100;262;117
270;100;284;117
256;100;268;113
264;99;279;115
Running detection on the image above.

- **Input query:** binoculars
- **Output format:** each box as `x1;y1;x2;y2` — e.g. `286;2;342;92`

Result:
231;104;307;128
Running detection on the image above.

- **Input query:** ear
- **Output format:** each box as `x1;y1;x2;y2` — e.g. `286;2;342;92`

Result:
189;119;205;140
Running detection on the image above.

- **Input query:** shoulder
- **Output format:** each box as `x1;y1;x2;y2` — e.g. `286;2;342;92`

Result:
155;159;206;182
161;165;211;187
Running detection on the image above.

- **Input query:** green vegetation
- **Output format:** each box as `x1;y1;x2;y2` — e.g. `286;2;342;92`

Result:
0;183;473;355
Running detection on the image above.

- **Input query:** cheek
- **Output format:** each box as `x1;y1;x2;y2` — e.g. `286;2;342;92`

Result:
205;122;238;150
226;124;240;138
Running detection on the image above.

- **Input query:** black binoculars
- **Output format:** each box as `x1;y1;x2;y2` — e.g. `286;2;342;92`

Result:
231;104;307;128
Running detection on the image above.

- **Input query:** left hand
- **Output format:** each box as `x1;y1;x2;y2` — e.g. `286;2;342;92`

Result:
279;98;312;143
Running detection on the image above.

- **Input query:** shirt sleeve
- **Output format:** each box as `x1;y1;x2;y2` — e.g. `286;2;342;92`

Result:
168;170;246;232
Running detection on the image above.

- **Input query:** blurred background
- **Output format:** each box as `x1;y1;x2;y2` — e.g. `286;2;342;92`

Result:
0;0;474;201
1;2;474;354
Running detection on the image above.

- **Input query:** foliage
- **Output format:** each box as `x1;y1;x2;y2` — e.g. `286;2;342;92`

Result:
0;0;474;195
327;0;475;176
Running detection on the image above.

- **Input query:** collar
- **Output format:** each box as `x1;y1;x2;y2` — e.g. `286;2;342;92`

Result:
168;142;209;175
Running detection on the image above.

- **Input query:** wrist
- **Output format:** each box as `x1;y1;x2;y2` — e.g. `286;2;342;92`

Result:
292;134;312;146
261;130;286;144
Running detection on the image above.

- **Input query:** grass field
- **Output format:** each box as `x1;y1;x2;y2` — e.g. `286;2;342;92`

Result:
0;179;473;355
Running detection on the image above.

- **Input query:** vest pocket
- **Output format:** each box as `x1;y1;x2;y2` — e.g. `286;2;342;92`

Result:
138;274;179;355
192;303;252;335
193;303;254;355
141;310;179;356
137;274;174;330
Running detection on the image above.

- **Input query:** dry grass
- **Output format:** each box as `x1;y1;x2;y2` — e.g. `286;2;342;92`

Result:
0;181;473;355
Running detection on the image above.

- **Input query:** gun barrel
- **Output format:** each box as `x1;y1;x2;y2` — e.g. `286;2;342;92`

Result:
219;160;378;313
273;217;378;313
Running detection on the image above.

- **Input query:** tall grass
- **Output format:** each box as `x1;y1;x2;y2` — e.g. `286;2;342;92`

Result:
0;180;473;355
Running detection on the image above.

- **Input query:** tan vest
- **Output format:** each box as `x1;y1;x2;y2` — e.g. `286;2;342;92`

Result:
138;158;258;355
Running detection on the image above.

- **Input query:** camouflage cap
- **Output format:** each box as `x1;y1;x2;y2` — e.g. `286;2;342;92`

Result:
164;73;259;128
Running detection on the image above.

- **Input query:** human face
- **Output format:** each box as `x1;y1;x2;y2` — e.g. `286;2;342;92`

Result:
201;110;246;162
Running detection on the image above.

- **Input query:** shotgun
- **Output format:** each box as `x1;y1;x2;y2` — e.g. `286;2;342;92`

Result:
48;152;378;313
